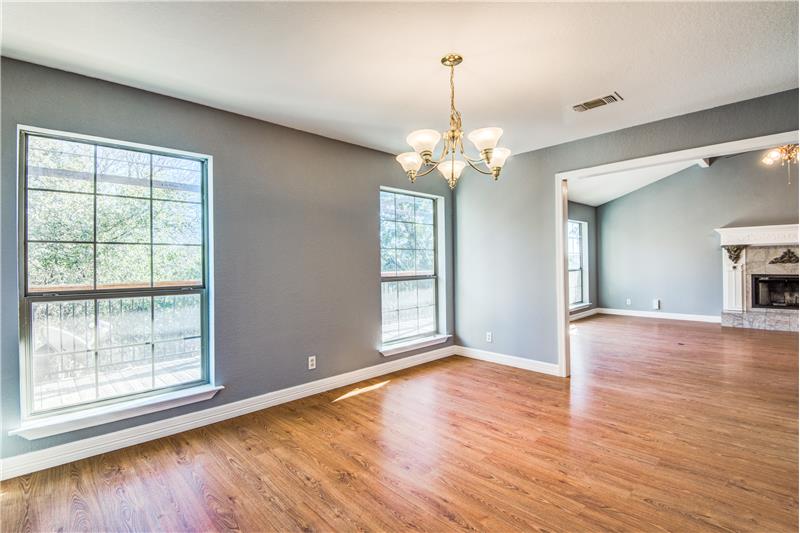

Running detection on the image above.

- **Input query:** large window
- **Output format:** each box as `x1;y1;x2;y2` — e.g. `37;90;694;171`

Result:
19;129;211;416
568;219;589;307
379;190;438;344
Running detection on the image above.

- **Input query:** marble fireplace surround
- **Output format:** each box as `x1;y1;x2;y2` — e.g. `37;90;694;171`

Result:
715;224;799;331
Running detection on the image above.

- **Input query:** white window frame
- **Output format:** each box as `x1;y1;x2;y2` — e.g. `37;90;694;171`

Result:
13;125;220;439
568;219;590;309
379;187;449;355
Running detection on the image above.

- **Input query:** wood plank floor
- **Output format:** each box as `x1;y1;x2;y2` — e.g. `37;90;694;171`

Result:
2;315;797;532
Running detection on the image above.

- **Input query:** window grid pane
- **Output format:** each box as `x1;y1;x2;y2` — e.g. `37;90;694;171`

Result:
568;220;586;305
380;190;437;344
25;136;205;294
29;294;203;413
22;132;209;416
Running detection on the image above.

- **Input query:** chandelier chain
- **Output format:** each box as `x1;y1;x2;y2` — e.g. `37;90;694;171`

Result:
449;65;462;133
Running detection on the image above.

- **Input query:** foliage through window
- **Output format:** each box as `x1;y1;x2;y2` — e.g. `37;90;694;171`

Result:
20;130;210;415
568;220;588;306
380;190;438;344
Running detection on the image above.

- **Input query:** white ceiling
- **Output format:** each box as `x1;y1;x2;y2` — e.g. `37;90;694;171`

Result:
1;2;797;156
568;159;706;206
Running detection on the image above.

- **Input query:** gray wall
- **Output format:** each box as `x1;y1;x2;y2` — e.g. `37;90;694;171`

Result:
2;57;797;459
454;89;798;362
596;151;799;315
0;58;454;458
567;201;598;311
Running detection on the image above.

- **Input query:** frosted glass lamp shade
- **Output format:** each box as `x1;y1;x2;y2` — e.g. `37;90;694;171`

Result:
762;156;775;165
489;147;511;169
767;149;782;160
467;127;503;152
437;160;466;180
406;129;441;155
396;152;423;173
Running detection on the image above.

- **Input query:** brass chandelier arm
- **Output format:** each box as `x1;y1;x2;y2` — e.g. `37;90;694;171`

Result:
463;154;486;164
415;164;441;178
456;136;488;165
432;139;451;164
464;157;494;175
417;136;456;174
416;144;455;177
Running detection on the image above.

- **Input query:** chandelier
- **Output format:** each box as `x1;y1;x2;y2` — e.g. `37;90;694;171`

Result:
395;54;511;190
761;144;798;184
761;144;798;166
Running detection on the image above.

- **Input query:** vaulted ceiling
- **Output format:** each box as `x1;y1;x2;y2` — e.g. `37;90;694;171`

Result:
2;2;797;156
568;159;707;207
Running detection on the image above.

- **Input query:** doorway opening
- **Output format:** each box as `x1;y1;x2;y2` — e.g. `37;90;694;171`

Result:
553;131;798;377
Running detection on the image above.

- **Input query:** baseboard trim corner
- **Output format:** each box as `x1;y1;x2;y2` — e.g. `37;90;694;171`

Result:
570;307;599;321
596;308;721;323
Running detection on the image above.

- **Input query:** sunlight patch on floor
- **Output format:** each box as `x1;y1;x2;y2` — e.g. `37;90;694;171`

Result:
332;380;390;402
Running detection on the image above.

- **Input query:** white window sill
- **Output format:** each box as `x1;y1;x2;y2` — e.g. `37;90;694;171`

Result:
380;334;451;357
570;302;593;312
9;384;224;440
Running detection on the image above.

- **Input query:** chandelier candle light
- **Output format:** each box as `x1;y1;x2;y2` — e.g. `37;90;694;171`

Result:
396;54;511;190
761;144;798;184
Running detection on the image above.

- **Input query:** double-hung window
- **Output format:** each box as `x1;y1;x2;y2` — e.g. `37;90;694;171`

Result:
19;128;212;418
379;190;439;344
567;219;589;307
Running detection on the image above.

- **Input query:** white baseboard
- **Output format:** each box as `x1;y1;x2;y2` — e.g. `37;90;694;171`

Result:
596;307;721;323
1;345;455;480
570;307;599;321
457;346;561;376
1;343;565;480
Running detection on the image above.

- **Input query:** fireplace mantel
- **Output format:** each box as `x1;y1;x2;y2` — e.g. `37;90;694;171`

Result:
715;224;798;246
715;224;799;331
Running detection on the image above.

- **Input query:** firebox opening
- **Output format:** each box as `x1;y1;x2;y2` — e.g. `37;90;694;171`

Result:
752;274;799;309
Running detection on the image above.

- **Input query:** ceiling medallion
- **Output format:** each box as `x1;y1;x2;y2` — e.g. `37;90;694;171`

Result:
396;54;511;190
761;144;798;184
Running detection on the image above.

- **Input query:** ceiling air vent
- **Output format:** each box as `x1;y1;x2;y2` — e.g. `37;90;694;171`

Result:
573;92;624;112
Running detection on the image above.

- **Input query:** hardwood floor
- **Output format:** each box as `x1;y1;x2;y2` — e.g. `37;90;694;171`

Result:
2;315;797;532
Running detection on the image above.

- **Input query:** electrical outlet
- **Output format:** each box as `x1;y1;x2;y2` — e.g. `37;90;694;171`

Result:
307;355;317;370
626;298;632;306
485;331;493;343
652;298;661;310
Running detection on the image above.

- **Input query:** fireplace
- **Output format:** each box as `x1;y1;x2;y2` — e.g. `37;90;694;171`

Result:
751;274;799;309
